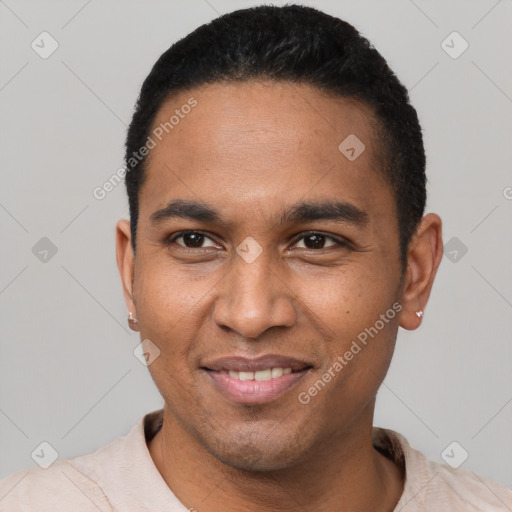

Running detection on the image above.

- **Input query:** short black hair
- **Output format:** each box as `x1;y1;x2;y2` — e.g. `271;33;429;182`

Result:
125;4;426;267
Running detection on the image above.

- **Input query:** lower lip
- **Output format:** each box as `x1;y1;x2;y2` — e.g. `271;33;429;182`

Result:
204;369;310;405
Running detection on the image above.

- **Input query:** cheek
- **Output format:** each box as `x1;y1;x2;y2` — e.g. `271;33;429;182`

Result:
296;263;400;389
291;261;398;337
133;261;209;367
135;266;203;402
135;261;200;322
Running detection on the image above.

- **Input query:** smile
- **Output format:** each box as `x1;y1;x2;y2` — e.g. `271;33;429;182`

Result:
218;367;293;381
201;355;312;405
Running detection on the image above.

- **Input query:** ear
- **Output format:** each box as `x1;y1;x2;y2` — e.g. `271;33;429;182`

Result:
116;219;139;331
399;213;443;330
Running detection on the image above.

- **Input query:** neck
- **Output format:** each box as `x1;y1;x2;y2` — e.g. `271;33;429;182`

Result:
148;402;404;512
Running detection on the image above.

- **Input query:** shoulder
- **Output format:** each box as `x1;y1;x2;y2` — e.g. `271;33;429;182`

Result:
418;456;512;510
0;460;112;512
374;428;512;511
0;411;162;512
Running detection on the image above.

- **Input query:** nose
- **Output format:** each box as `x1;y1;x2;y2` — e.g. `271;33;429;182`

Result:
213;252;297;339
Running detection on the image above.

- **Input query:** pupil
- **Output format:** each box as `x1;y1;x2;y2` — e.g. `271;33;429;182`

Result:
305;234;324;249
184;232;204;247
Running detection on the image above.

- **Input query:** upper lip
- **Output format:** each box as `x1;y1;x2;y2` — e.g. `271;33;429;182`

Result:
201;355;312;372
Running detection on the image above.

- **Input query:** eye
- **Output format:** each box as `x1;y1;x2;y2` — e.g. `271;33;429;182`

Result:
167;231;219;249
165;230;350;252
292;232;348;250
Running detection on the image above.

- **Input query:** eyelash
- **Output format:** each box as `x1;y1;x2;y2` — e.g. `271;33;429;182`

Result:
164;230;351;251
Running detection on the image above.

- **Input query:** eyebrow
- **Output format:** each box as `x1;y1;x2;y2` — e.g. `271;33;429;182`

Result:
150;198;369;228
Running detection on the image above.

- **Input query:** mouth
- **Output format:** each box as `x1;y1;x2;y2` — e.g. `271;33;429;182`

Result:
200;355;313;405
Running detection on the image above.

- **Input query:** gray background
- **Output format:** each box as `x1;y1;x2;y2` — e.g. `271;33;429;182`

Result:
1;0;511;489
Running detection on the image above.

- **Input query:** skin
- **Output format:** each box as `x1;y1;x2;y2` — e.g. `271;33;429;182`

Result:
116;81;443;512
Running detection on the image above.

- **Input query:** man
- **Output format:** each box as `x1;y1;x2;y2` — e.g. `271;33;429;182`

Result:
1;4;510;511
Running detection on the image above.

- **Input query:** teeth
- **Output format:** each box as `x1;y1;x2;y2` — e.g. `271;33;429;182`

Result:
255;369;272;381
271;367;283;378
222;367;295;381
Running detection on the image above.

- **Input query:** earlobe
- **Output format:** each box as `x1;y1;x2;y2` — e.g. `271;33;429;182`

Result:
128;311;139;331
116;219;139;331
399;213;443;331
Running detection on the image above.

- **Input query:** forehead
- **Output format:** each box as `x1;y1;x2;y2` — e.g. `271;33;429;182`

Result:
140;81;394;224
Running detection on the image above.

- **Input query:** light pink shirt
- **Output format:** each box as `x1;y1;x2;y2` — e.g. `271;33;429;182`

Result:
1;409;511;511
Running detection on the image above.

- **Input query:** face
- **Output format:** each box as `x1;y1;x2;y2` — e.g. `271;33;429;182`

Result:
119;81;413;471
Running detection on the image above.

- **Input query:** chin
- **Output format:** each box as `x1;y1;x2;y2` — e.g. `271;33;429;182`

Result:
208;442;299;473
197;422;311;473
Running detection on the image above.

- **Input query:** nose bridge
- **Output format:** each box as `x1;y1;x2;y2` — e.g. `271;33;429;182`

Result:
213;250;296;339
234;253;274;302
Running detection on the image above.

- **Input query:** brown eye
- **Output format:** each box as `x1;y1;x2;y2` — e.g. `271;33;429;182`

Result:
293;233;343;250
170;231;218;248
